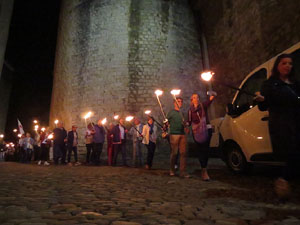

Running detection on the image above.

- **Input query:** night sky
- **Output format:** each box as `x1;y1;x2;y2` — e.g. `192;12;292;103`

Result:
4;0;61;140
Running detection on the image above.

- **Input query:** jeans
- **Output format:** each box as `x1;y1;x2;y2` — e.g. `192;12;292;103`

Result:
133;139;143;166
93;143;103;165
86;143;93;163
113;140;127;166
67;146;78;163
146;141;156;168
169;134;187;175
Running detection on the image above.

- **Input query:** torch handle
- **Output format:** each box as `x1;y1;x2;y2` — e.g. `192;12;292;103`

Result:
156;95;167;120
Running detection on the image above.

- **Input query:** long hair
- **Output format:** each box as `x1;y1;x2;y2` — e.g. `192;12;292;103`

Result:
270;53;295;81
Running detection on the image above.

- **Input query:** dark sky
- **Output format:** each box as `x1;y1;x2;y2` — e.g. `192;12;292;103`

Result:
4;0;60;139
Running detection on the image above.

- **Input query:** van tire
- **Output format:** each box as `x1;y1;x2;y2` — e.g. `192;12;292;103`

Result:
225;144;251;174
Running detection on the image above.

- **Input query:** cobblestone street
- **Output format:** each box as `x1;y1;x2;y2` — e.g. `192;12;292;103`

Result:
0;159;300;225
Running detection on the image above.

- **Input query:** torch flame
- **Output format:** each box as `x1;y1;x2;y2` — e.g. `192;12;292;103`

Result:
18;134;22;138
33;120;38;124
84;111;92;119
13;129;17;133
201;71;214;81
114;115;119;120
155;90;163;96
125;116;134;122
101;118;107;125
144;110;151;115
170;89;181;96
0;134;4;138
54;120;59;124
41;127;46;132
34;125;39;130
48;133;54;140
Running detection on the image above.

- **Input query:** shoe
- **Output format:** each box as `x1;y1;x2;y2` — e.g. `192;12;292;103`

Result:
170;171;175;176
275;177;290;199
68;162;73;166
201;168;210;181
180;173;191;178
75;162;81;166
37;160;42;165
44;161;50;166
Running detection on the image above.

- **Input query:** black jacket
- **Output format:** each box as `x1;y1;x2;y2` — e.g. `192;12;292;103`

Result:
259;77;300;158
67;131;78;148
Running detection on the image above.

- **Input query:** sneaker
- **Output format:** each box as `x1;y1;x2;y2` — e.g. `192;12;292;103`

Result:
75;162;81;166
37;160;42;165
44;161;50;166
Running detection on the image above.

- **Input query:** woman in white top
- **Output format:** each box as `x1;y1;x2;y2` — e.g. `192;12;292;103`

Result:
142;117;157;169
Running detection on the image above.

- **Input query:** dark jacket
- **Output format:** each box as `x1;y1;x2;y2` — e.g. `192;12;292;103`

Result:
53;127;67;146
112;124;127;144
93;125;106;144
258;77;300;158
67;131;78;148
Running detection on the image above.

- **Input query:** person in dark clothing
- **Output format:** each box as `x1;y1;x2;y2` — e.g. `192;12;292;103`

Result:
92;120;106;165
187;92;216;181
256;53;300;198
112;118;128;166
67;125;80;166
53;121;67;165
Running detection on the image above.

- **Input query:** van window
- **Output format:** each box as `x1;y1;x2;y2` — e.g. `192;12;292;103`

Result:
233;68;267;116
291;49;300;81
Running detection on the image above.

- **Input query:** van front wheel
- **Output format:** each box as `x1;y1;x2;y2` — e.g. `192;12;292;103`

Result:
226;144;250;174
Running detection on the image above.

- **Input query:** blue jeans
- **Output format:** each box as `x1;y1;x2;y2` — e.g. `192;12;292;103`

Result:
67;146;78;163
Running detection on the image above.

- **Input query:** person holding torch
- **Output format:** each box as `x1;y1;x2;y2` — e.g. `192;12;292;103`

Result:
166;95;190;178
187;92;216;181
112;118;128;167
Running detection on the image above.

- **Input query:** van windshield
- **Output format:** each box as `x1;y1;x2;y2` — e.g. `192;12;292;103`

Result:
233;68;267;116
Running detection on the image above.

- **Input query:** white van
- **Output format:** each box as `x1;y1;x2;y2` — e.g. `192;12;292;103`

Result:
210;42;300;173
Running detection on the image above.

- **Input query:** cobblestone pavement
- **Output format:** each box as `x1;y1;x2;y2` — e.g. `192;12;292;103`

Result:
0;158;300;225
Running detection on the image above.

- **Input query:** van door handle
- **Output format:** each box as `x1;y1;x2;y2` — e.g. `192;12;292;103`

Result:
261;116;269;121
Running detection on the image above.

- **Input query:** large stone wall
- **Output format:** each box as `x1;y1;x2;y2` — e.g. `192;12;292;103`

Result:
50;0;205;145
0;0;14;133
192;0;300;116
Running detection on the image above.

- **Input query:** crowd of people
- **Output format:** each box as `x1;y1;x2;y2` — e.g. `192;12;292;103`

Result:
0;92;217;181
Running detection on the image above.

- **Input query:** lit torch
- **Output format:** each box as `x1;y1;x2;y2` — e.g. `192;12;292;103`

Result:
84;111;92;127
54;120;59;128
18;134;22;138
154;89;167;121
13;129;18;133
144;110;163;128
101;118;107;125
34;125;39;131
126;116;143;136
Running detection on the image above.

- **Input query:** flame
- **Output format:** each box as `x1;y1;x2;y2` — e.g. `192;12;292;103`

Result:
13;129;17;133
125;116;134;122
155;90;163;96
41;127;46;132
101;118;107;125
201;71;214;81
34;125;39;130
0;134;4;138
84;111;92;119
144;110;151;115
54;120;59;124
170;89;181;96
33;120;38;124
114;115;119;120
18;134;22;138
48;133;54;139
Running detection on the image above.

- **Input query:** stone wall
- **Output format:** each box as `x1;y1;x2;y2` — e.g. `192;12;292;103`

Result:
192;0;300;116
0;0;14;133
50;0;205;146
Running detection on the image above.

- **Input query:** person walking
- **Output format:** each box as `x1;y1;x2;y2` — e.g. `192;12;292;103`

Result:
142;116;157;169
166;97;190;178
67;125;81;166
92;120;106;165
256;54;300;198
53;121;67;165
187;93;216;181
129;118;144;167
112;118;128;166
